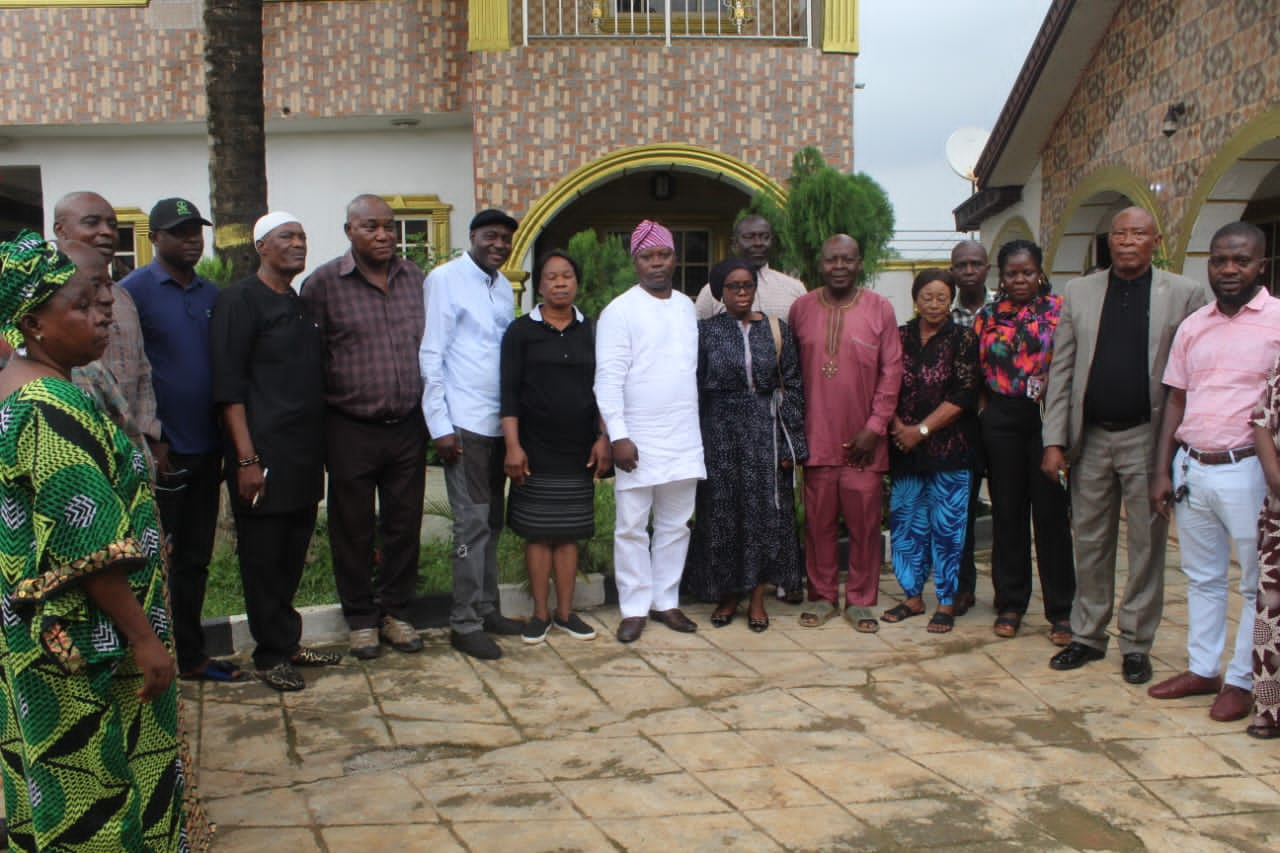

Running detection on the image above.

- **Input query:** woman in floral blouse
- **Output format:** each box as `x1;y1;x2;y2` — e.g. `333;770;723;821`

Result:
880;269;979;634
974;240;1074;643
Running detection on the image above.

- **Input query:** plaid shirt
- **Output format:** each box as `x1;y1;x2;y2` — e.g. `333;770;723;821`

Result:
300;251;426;420
951;291;994;329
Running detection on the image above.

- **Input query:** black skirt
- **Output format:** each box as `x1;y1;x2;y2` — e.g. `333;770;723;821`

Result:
507;473;595;541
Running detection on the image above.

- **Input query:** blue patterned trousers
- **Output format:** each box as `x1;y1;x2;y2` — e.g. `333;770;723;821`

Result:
889;469;970;605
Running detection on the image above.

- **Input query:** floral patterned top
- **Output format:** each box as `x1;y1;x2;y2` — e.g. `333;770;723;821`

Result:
891;318;980;474
973;293;1062;398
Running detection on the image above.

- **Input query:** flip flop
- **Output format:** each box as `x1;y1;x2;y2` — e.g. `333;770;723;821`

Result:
927;611;955;634
799;600;837;628
880;602;924;623
180;658;252;683
846;606;880;633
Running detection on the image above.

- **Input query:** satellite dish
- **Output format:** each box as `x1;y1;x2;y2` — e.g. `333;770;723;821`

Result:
945;128;990;182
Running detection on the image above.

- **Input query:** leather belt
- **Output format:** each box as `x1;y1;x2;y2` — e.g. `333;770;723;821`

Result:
335;408;413;426
1181;444;1256;466
1092;417;1148;432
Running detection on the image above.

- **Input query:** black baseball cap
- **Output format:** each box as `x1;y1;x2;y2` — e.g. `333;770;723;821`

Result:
469;209;519;232
149;198;212;231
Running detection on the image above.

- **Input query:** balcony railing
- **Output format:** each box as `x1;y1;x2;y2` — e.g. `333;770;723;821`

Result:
521;1;811;45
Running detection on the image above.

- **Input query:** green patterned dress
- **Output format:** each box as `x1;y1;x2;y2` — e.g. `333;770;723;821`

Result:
0;377;203;852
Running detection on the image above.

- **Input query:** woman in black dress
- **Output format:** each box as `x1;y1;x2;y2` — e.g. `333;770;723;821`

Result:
685;257;807;632
500;250;611;645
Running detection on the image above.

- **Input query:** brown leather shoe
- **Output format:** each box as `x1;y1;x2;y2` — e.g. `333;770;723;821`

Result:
1147;670;1222;700
616;616;646;643
1209;685;1252;722
649;608;697;633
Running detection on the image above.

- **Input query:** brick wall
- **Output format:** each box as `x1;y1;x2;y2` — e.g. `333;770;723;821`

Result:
470;42;855;214
1039;0;1279;249
0;0;467;126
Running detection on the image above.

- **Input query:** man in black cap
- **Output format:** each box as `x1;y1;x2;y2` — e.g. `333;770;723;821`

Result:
421;208;524;660
121;197;249;683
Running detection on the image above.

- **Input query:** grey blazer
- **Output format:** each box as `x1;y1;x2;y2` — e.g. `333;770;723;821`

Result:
1041;268;1210;462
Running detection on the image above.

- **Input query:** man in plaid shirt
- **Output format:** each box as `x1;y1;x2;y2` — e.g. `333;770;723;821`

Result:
301;195;428;660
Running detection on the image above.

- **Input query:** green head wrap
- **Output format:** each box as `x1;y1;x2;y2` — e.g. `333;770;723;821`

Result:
0;230;78;349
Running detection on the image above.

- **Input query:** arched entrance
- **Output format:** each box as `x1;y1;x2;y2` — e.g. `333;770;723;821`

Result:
506;144;785;297
1045;166;1157;279
1179;110;1280;290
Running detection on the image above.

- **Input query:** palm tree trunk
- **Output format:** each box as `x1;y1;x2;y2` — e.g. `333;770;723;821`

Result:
204;0;267;282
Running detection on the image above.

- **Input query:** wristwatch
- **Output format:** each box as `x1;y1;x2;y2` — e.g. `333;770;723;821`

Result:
918;424;930;437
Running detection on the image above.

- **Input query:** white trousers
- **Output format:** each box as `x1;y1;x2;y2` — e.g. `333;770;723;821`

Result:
614;478;698;618
1172;447;1265;690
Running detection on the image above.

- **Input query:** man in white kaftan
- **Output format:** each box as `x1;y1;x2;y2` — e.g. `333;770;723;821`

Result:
595;220;706;643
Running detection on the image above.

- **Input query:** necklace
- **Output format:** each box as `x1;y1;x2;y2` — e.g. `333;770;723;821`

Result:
818;289;858;378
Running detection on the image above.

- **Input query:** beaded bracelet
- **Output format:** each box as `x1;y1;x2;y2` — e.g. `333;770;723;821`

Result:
237;455;261;468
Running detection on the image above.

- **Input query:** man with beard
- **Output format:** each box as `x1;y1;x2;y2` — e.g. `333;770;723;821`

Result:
595;220;705;644
1146;222;1280;722
421;209;523;660
693;214;806;321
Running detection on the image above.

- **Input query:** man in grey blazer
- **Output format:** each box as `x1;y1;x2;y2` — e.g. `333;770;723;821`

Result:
1040;207;1210;683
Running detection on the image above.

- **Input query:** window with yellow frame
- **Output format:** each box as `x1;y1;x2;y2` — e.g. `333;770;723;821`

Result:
382;194;452;269
112;207;150;279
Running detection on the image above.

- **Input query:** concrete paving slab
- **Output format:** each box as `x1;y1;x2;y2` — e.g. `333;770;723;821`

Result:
185;529;1279;851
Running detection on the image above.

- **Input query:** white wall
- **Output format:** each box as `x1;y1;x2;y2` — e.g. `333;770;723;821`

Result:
0;124;476;281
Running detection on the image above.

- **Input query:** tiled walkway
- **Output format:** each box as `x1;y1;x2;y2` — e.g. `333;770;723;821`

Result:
194;538;1279;852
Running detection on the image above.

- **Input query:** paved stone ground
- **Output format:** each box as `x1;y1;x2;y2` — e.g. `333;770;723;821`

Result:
192;534;1280;853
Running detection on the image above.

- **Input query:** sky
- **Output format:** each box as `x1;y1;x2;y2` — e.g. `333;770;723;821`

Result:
853;0;1054;235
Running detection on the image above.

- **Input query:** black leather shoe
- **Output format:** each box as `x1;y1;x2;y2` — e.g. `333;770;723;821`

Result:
1049;641;1105;671
616;616;646;643
451;629;502;660
482;612;524;636
1122;652;1152;684
649;608;698;633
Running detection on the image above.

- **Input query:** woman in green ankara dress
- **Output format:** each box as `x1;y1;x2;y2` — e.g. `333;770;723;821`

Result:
0;233;209;852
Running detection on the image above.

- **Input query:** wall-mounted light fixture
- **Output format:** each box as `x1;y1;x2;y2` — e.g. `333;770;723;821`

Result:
651;173;674;201
1161;102;1187;138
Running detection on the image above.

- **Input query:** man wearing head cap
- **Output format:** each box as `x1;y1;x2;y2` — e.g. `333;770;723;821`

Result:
121;198;249;684
210;212;340;691
420;208;523;661
595;219;706;643
52;191;162;463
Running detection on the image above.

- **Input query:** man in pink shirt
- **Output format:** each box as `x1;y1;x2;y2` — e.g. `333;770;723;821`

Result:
789;234;902;632
1149;222;1280;722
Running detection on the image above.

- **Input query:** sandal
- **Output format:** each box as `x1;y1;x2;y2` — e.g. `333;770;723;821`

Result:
954;591;976;617
1049;620;1073;647
748;608;770;633
799;600;837;628
993;612;1021;639
256;662;305;692
846;606;880;634
880;602;925;623
927;611;955;634
290;647;342;667
180;658;252;683
1245;723;1280;740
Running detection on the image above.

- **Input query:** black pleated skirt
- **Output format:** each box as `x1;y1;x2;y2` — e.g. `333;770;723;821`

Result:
507;473;595;540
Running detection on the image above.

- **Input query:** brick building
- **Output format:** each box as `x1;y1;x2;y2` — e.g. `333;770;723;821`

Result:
955;0;1279;290
0;0;861;294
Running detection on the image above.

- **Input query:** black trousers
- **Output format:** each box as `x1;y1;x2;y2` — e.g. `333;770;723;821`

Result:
325;409;428;630
958;416;984;598
232;503;317;669
155;451;223;673
981;393;1075;622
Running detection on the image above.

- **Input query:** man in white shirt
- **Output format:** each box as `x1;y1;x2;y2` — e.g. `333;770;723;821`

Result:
694;214;806;321
596;220;706;643
421;209;523;660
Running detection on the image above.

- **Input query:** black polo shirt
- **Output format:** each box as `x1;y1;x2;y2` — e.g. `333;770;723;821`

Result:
1084;268;1152;425
210;275;325;513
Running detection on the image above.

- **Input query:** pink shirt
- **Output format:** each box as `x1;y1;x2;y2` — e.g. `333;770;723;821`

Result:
1162;288;1280;450
789;288;902;469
